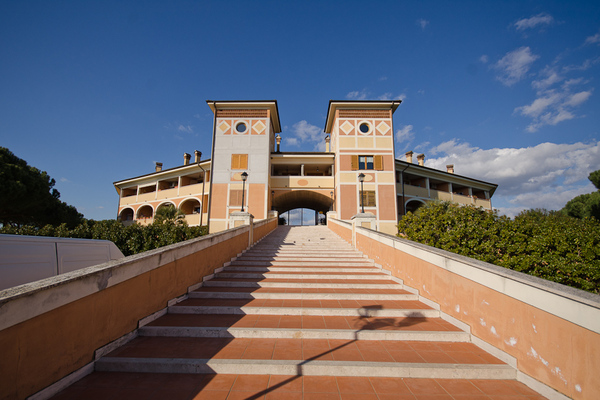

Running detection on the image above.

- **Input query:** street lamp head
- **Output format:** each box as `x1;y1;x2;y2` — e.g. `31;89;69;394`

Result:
358;173;365;183
241;172;248;181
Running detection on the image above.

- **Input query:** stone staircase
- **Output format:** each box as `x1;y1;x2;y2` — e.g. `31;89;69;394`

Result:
51;226;546;399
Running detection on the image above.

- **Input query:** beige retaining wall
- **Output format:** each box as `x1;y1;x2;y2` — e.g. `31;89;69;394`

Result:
0;218;277;400
328;218;600;400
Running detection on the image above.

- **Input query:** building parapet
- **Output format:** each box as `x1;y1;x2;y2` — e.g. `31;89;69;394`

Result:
327;217;600;400
0;217;277;399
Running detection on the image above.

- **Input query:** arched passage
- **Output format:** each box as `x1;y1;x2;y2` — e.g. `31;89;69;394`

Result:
272;190;333;226
119;208;134;222
180;198;201;215
156;202;176;212
136;205;154;221
405;199;426;214
272;190;333;215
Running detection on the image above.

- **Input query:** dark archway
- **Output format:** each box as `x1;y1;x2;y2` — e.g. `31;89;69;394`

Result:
272;190;333;215
405;199;426;214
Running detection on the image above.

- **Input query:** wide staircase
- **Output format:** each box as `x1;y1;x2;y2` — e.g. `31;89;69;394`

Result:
51;226;546;399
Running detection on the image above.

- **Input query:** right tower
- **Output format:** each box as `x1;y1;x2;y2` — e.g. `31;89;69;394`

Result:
325;100;401;235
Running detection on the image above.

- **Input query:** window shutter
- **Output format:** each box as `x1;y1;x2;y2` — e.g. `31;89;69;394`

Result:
231;154;248;170
368;191;376;206
202;194;209;213
350;155;359;170
374;155;383;171
230;190;243;206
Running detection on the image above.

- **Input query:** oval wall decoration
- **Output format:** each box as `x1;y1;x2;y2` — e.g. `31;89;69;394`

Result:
297;179;308;186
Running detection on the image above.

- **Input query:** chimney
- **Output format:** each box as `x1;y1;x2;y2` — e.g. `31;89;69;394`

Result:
325;135;331;152
194;150;202;163
417;153;425;166
155;162;163;172
183;153;191;165
405;151;414;164
446;164;454;174
275;134;282;152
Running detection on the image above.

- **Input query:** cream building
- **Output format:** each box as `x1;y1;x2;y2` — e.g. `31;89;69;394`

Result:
114;100;497;235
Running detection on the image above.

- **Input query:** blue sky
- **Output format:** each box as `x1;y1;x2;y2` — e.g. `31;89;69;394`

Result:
1;1;599;220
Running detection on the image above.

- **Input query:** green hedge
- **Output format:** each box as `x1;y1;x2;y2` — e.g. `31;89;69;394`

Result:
397;202;600;294
0;219;208;257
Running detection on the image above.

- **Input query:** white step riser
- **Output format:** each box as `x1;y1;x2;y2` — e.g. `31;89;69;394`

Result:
96;358;516;380
229;261;374;267
202;282;400;289
215;273;389;280
139;326;470;342
222;267;382;273
188;292;417;300
169;306;440;318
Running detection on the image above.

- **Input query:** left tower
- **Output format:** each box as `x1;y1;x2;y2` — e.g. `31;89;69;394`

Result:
206;101;281;233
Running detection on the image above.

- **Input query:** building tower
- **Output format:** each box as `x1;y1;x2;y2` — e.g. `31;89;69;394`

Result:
325;100;401;235
206;101;281;233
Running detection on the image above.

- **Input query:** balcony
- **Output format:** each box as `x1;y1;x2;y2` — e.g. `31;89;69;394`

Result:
178;182;205;196
156;187;179;200
399;184;429;198
429;188;453;201
270;176;334;189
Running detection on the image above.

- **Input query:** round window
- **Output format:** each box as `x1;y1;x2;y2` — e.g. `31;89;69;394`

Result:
359;122;370;134
235;122;247;134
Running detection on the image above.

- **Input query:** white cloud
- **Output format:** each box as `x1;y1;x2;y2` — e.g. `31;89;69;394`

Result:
562;57;600;72
60;177;71;183
565;90;592;107
515;92;560;118
395;125;414;143
378;92;406;101
426;139;600;214
346;90;368;100
347;90;405;101
281;120;324;151
416;19;429;30
178;125;193;133
513;57;593;132
479;55;489;64
515;85;592;132
494;47;539;86
584;32;600;45
532;67;562;91
514;13;554;31
292;120;323;143
285;137;299;147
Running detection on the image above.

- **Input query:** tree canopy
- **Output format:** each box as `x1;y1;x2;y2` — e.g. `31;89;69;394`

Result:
0;147;83;228
561;169;600;220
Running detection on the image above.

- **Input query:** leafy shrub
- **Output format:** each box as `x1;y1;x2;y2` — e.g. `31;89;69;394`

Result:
0;219;208;257
398;202;600;294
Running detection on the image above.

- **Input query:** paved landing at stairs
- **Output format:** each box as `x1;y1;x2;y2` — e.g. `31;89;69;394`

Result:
50;226;547;400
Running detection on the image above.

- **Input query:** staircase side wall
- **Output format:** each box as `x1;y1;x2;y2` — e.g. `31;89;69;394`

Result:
0;218;277;400
328;218;600;400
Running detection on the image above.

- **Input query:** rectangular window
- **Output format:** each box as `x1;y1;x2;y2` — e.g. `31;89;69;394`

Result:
231;154;248;170
359;190;376;207
229;190;243;206
359;156;374;170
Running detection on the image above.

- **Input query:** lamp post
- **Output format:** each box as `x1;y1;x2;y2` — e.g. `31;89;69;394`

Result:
358;173;365;213
241;172;248;212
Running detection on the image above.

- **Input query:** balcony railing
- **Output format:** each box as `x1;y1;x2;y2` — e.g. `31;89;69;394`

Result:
178;182;205;196
270;176;334;189
156;187;179;200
